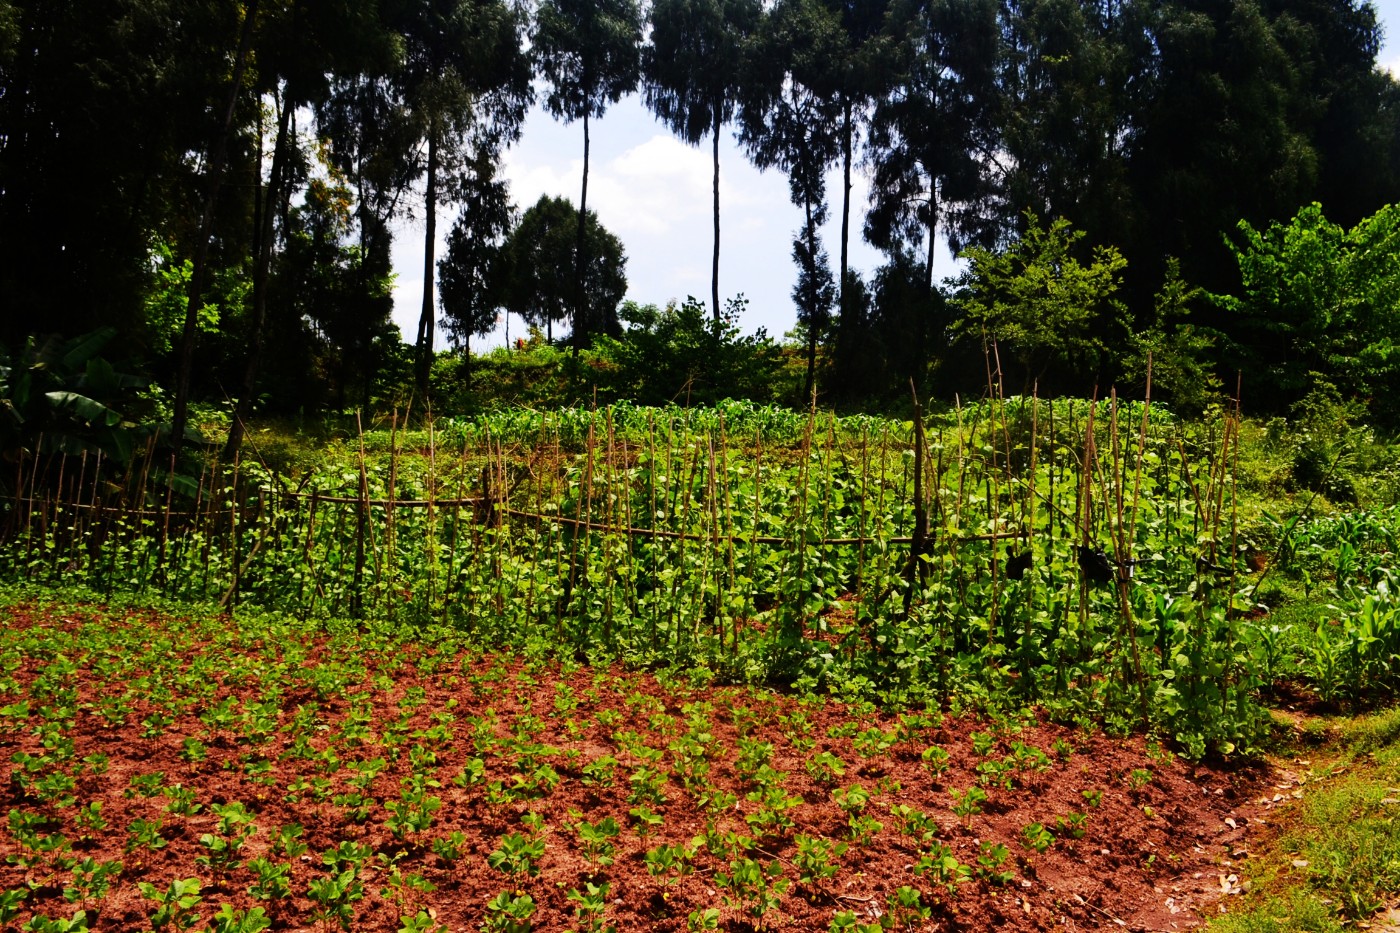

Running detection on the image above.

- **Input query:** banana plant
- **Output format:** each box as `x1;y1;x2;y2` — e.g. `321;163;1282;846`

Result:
2;330;139;458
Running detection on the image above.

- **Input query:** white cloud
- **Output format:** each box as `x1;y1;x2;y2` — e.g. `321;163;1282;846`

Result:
390;93;973;349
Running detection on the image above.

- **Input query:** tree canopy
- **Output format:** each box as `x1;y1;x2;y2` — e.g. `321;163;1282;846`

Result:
0;0;1397;430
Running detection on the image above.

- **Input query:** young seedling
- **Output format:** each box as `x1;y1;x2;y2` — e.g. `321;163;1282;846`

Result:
644;842;696;889
321;841;373;878
716;857;788;929
627;766;668;804
1021;822;1054;853
1055;812;1089;839
22;909;91;932
888;804;939;844
432;831;468;863
734;737;774;781
686;907;720;931
574;816;620;867
792;834;847;885
920;746;951;777
976;841;1015;884
272;824;308;858
915;842;971;891
73;801;106;837
307;869;364;929
127;771;166;798
827;910;881;933
137;877;202;931
805;751;846;786
0;888;27;925
567;881;614;933
126;817;168;853
629;803;664;841
950;786;988;825
163;784;201;816
398;910;448;933
884;886;931;928
63;858;121;910
745;782;802;839
482;891;535;933
852;727;896;758
832;784;870;816
581;754;618;788
487;832;545;881
206;904;271;933
833;783;881;843
385;785;442;839
196;802;255;875
245;858;292;901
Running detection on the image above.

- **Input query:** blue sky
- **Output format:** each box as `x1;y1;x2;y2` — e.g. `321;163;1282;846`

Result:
389;2;1400;349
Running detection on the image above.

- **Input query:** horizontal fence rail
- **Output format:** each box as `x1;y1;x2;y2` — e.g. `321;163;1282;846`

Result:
0;396;1271;752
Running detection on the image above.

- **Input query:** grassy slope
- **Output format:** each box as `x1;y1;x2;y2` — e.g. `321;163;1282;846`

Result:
1211;708;1400;931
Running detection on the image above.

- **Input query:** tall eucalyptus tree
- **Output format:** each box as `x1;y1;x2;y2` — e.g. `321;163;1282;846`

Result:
391;0;533;402
863;0;1000;387
644;0;762;322
438;167;514;380
740;0;843;399
994;0;1133;247
534;0;643;347
227;0;397;454
828;0;890;320
171;0;261;458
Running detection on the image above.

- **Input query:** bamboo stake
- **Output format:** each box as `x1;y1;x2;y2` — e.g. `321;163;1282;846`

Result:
903;384;926;620
352;411;368;619
385;407;402;620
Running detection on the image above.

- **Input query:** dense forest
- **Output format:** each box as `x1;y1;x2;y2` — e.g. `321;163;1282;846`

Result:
2;0;1399;442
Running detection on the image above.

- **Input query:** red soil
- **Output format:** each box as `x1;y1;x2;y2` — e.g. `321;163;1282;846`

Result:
0;603;1271;931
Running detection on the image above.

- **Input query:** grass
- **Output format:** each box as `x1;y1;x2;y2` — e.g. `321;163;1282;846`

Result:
1211;705;1400;932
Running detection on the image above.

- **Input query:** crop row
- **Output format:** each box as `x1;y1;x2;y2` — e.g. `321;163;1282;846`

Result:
0;599;1242;931
5;401;1400;753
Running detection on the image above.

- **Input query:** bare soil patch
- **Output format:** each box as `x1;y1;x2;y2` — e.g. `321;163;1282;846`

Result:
0;602;1271;931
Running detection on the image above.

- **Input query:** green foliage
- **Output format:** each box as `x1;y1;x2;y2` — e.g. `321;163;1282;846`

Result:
0;329;160;471
143;241;233;357
1220;203;1400;423
953;213;1128;390
482;891;535;933
138;878;202;931
589;298;785;406
1122;258;1222;415
487;832;545;879
503;194;628;343
715;857;788;927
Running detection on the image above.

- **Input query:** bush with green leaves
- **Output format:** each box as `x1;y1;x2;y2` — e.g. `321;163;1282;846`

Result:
1218;202;1400;425
589;297;786;407
951;212;1128;394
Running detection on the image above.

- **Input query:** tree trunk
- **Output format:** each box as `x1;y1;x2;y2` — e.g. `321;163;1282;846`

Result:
711;109;722;324
918;179;938;392
415;126;439;404
226;83;293;459
171;0;260;460
803;197;819;403
572;109;591;354
839;96;853;317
